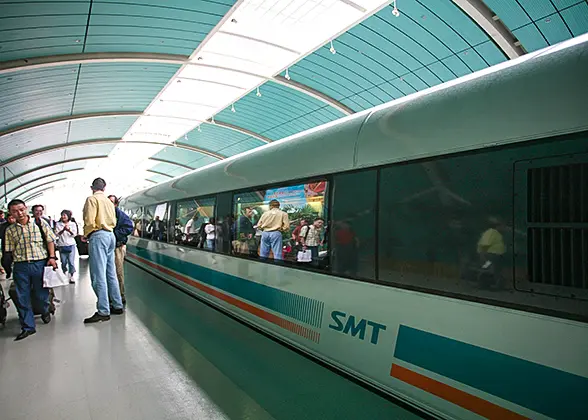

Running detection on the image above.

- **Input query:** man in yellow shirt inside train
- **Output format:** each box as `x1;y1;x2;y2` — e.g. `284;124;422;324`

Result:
82;178;124;323
257;199;290;261
477;217;506;287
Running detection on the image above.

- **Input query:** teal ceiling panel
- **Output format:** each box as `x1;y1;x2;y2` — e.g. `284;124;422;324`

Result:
217;82;344;140
484;0;530;29
7;149;77;177
147;174;170;184
0;1;89;61
291;1;505;113
153;147;206;166
84;0;235;54
64;143;115;161
182;124;250;152
485;0;585;53
562;2;588;36
474;41;508;66
188;156;217;169
68;116;138;142
0;66;78;128
518;0;557;21
536;13;574;45
260;104;340;139
217;137;265;157
13;160;88;189
425;61;456;83
5;172;68;201
150;162;190;177
513;24;549;52
0;122;70;159
72;63;179;114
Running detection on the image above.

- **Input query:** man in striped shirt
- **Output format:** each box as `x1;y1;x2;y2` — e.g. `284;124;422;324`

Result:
5;199;58;341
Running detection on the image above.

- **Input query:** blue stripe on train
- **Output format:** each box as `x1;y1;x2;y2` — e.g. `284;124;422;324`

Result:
127;245;324;328
394;325;588;419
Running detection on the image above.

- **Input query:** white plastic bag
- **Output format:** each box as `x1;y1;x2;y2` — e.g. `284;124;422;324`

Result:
297;250;313;263
43;267;69;288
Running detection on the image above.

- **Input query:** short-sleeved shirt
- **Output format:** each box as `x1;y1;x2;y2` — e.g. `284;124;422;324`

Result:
477;228;505;255
257;208;290;232
300;225;322;247
5;217;57;262
83;191;117;237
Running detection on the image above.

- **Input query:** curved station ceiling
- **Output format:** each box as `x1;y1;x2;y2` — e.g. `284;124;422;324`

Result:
1;0;587;207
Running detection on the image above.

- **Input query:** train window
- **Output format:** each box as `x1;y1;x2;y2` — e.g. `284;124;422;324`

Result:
174;197;216;249
378;155;515;296
130;208;143;237
331;170;377;280
143;203;169;242
232;180;329;268
377;138;588;320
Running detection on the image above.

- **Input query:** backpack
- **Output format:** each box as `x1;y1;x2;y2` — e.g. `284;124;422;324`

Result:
114;207;134;246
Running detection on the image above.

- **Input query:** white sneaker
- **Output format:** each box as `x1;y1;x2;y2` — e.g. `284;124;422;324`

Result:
69;273;75;284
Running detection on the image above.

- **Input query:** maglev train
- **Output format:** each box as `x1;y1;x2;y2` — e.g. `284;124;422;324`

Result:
121;35;588;420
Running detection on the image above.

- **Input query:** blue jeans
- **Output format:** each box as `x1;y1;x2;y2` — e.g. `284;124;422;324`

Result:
13;260;49;331
206;239;215;250
260;231;283;260
88;230;123;315
59;247;76;274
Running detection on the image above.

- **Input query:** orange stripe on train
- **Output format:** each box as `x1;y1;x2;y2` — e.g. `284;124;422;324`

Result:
128;253;320;343
390;364;528;420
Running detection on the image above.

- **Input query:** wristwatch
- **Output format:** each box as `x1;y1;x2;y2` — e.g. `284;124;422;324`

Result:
49;256;57;260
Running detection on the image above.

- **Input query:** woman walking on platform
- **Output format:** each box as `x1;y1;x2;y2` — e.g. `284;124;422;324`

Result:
55;210;78;283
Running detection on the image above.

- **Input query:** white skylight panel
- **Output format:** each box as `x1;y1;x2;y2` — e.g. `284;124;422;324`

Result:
147;101;215;121
159;78;245;107
178;65;264;89
125;116;195;141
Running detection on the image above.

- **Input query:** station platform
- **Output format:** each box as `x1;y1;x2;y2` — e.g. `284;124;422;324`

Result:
0;258;423;420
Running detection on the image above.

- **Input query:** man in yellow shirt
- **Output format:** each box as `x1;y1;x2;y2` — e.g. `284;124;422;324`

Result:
5;199;58;340
82;178;124;323
477;217;507;286
257;199;290;260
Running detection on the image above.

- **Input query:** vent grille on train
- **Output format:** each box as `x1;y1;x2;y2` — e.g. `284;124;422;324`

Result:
527;162;588;289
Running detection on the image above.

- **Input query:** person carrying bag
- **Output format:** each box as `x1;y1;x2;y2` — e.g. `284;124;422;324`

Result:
55;210;78;283
5;199;59;341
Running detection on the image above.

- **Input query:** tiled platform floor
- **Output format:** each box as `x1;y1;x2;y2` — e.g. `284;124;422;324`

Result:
0;258;422;420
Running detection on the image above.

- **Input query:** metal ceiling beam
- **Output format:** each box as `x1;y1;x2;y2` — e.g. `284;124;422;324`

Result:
149;157;195;171
0;52;188;75
273;75;354;115
146;169;174;178
2;170;82;200
0;156;108;187
451;0;525;59
12;179;67;202
1;138;225;167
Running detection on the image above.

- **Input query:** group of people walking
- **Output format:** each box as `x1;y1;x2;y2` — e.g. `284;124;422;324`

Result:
1;177;133;341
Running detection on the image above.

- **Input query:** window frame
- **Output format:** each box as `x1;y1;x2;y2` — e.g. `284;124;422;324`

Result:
228;176;333;270
173;194;218;252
